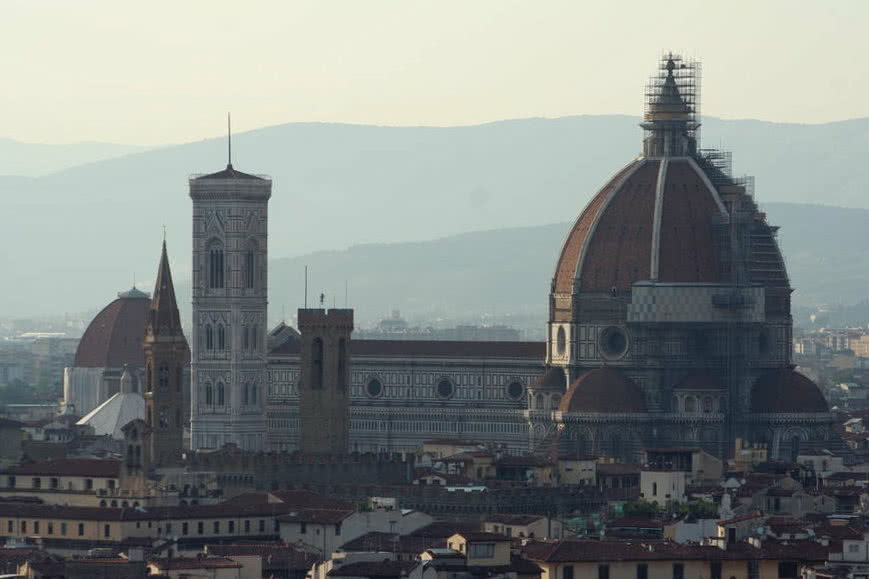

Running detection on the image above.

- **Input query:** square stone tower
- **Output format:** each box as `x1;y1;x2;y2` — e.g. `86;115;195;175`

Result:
297;308;353;455
189;164;271;451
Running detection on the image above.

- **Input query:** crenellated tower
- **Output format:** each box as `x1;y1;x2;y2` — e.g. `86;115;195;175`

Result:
143;240;189;467
189;161;271;451
297;308;353;455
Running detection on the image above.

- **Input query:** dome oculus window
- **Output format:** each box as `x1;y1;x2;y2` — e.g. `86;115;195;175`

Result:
599;326;628;359
437;378;454;399
366;378;382;398
507;381;524;401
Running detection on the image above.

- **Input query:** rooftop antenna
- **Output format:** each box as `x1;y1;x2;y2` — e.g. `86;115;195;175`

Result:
227;112;232;169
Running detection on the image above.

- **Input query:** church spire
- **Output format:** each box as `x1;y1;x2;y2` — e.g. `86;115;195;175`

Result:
148;239;183;336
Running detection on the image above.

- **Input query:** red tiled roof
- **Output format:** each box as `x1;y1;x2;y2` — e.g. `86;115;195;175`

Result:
340;532;442;554
3;458;120;477
328;560;419;578
560;367;646;413
751;369;828;413
149;557;242;570
553;161;641;294
270;339;544;359
207;544;316;570
278;508;354;524
74;292;150;367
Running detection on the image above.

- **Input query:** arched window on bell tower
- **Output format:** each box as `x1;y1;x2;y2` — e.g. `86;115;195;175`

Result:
207;239;225;289
205;325;213;350
312;338;324;390
244;240;257;289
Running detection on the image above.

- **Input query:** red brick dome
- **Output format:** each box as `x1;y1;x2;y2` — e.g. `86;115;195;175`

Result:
553;158;726;296
74;288;150;368
559;367;646;413
750;369;828;413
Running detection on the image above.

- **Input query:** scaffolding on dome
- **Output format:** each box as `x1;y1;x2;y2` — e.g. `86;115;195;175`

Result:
642;52;701;156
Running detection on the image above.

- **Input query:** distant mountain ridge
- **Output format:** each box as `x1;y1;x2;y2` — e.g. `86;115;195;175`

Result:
0;138;148;177
3;115;869;317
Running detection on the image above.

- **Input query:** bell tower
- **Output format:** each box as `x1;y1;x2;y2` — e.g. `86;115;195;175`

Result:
189;157;271;451
143;240;189;467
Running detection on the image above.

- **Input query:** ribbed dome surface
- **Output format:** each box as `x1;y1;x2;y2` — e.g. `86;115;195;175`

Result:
74;290;149;367
559;367;646;413
750;369;828;413
553;158;725;297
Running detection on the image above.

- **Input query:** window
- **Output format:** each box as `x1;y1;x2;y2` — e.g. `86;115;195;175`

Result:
85;479;93;490
78;523;84;536
673;563;684;579
61;522;67;536
849;544;861;553
206;325;214;350
245;246;256;289
748;560;759;579
637;564;648;579
259;520;265;533
159;366;169;389
598;565;610;579
209;245;225;288
244;520;250;533
469;543;495;559
104;524;110;538
182;522;189;535
778;562;798;578
217;383;225;406
217;325;225;350
6;521;12;533
229;521;235;533
205;383;213;406
50;478;58;489
21;521;26;534
300;522;307;534
335;523;341;536
710;561;722;579
653;482;658;496
562;565;574;579
214;521;220;534
34;521;39;534
6;476;14;488
32;477;41;489
198;522;204;535
312;338;324;389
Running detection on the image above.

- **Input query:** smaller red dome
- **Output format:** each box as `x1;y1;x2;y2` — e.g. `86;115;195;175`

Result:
750;369;828;413
559;367;646;413
534;368;566;391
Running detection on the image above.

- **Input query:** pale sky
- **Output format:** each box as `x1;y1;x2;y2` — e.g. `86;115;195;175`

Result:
3;0;867;145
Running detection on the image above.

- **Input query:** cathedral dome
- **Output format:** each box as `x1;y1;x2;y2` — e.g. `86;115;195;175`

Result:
552;157;727;298
73;288;150;368
559;367;646;413
750;369;828;414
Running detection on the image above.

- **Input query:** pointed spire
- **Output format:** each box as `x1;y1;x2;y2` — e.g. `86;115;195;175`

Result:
148;239;183;336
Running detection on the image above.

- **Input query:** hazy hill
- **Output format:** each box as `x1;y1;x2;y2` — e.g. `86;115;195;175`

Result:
0;138;147;177
3;116;869;316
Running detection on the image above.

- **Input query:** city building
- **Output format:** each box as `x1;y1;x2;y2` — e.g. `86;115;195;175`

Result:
189;162;271;452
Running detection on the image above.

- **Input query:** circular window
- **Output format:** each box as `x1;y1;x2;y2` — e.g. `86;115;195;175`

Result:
599;326;628;359
366;378;382;398
556;326;566;355
507;381;524;400
437;378;454;399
